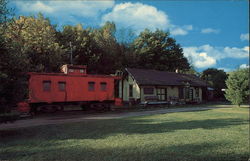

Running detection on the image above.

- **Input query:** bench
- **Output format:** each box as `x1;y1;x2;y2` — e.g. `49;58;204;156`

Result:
142;96;169;106
145;96;159;102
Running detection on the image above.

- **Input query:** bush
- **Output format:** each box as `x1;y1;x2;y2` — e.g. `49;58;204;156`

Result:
225;68;249;107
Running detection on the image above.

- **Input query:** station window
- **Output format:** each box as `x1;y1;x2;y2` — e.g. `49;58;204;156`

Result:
179;87;184;99
58;82;66;91
144;87;154;95
43;80;51;92
100;82;107;91
195;88;199;97
88;82;95;91
157;88;167;100
185;87;190;99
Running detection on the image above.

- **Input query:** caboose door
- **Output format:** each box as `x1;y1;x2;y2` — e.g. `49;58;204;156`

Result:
58;81;67;102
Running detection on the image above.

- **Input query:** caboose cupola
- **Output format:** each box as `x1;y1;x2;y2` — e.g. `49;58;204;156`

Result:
61;64;87;75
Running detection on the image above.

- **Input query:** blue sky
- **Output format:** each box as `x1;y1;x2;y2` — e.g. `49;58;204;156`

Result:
9;0;249;72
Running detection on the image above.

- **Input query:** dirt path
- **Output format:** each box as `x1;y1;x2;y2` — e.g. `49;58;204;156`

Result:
0;107;218;130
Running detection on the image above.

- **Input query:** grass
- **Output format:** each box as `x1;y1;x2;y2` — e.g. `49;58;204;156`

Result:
111;101;249;113
0;107;249;161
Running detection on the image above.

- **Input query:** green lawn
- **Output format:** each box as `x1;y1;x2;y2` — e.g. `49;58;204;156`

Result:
0;107;249;161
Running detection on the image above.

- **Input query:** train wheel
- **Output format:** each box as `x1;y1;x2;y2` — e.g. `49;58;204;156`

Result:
81;104;86;111
59;105;64;111
40;105;59;113
81;104;90;111
96;103;110;111
99;103;106;111
31;106;38;114
91;104;98;111
104;103;111;111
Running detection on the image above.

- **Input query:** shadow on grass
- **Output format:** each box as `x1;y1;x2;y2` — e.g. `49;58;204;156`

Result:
0;117;248;140
0;115;248;161
1;140;248;161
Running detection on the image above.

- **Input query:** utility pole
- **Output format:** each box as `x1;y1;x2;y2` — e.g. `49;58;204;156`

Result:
69;41;73;65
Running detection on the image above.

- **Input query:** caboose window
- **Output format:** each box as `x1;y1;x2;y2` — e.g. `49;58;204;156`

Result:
58;82;66;91
88;82;95;91
100;82;107;91
43;81;51;92
69;69;74;73
80;69;85;73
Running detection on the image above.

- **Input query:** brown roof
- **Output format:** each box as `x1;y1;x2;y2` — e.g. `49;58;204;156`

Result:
126;68;207;87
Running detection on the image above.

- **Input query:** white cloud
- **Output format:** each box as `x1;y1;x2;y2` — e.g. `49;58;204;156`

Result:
240;33;249;41
14;1;115;24
201;28;220;34
183;45;249;68
101;2;192;35
183;47;216;68
102;2;168;33
170;25;193;36
223;46;249;59
195;52;216;68
15;1;193;35
239;64;249;69
16;1;54;13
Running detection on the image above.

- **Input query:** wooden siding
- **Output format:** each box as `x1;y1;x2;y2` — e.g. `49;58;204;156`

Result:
122;75;140;101
122;74;203;103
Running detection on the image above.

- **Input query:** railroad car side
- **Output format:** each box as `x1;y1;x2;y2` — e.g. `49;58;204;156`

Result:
29;74;116;103
17;64;121;113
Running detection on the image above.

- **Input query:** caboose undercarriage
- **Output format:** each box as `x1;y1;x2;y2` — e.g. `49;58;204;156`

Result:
29;100;114;113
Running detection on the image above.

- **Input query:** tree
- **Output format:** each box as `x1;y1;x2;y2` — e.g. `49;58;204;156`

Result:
0;0;13;25
58;24;101;71
91;21;123;74
116;27;136;45
0;0;28;112
132;29;190;72
4;13;65;72
58;22;124;74
201;68;228;99
225;68;249;107
0;0;13;67
0;13;64;107
181;65;200;76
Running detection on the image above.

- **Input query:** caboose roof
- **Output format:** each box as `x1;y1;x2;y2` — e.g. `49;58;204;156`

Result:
28;72;121;79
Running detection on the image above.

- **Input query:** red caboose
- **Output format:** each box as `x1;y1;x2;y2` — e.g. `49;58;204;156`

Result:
20;64;121;113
